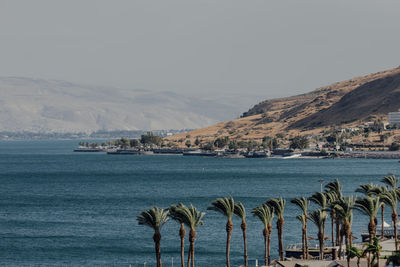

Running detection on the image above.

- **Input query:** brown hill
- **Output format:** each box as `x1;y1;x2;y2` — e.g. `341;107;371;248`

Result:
290;71;400;129
166;66;400;145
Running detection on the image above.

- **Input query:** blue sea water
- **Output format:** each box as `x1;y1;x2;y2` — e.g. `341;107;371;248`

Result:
1;140;400;267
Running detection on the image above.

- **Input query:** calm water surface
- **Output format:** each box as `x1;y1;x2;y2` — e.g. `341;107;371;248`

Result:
1;140;399;266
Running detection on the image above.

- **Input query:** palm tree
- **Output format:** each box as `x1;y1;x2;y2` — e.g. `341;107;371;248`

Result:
308;209;328;259
291;197;310;259
169;204;205;267
355;196;382;242
252;203;274;266
169;204;186;267
346;245;362;267
326;192;339;249
380;189;399;250
296;214;307;260
137;207;169;267
334;196;356;259
368;185;386;240
309;192;328;254
363;237;382;267
325;179;344;247
208;197;235;267
234;202;248;267
267;197;286;261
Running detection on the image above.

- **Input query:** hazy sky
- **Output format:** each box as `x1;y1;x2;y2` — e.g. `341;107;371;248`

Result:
1;0;399;99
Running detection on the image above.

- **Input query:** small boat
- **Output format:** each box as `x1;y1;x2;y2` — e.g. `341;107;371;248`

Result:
282;153;302;159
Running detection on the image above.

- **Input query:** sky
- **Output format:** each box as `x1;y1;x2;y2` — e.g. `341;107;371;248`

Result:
1;0;400;99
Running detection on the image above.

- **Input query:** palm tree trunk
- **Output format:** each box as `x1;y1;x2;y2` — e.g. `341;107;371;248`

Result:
357;257;360;267
318;232;324;259
331;211;335;248
381;204;385;240
179;224;185;267
336;218;340;246
301;227;305;259
226;220;233;267
393;212;398;251
305;220;309;259
241;221;248;267
187;243;191;267
268;224;272;265
189;229;196;267
263;227;268;266
153;231;162;267
277;218;284;261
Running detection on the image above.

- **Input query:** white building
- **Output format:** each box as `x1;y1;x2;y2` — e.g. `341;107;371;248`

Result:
389;111;400;124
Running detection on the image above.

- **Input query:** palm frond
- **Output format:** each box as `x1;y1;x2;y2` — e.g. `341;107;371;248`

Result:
234;202;246;221
334;196;356;223
137;206;169;231
168;203;205;229
207;196;235;220
308;209;327;231
355;183;377;196
252;203;274;226
309;192;327;210
266;197;285;219
290;197;309;214
381;174;398;189
380;190;398;210
324;178;343;199
355;196;382;219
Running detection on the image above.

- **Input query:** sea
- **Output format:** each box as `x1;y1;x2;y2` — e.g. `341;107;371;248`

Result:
1;140;399;267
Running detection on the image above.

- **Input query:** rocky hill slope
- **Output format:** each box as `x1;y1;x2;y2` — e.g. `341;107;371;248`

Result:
167;66;400;144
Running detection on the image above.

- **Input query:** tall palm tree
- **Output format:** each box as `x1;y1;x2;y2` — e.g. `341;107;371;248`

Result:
326;192;339;249
234;202;248;267
363;237;382;267
325;178;343;246
308;209;328;259
291;197;310;259
267;197;286;261
169;204;186;267
296;214;307;260
334;196;356;258
309;192;328;253
169;204;205;267
346;245;362;267
208;197;235;267
252;203;274;266
368;185;386;240
380;189;399;250
137;207;169;267
355;196;382;242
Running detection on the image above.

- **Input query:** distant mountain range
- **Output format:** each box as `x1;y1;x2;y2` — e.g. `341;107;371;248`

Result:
167;66;400;143
0;77;262;133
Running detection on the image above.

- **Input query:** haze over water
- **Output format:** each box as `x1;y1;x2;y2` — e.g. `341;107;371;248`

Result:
1;140;399;266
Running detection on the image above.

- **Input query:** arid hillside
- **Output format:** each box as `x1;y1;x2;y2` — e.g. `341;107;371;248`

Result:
166;66;400;145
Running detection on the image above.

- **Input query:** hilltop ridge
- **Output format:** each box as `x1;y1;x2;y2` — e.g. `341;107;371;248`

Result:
166;66;400;145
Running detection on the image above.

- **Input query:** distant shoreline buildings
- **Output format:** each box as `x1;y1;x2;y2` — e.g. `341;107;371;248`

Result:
389;110;400;125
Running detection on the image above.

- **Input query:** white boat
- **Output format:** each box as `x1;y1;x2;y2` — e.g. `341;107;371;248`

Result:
282;153;302;159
